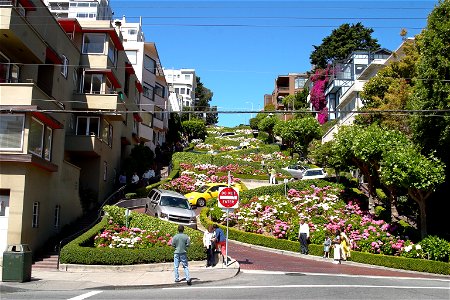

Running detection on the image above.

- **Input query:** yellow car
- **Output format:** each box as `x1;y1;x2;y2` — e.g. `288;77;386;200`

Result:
184;182;247;207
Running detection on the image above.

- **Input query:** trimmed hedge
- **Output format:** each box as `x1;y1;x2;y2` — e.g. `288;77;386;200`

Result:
60;208;206;265
200;208;450;275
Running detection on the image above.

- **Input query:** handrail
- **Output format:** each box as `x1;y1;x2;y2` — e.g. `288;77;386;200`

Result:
56;185;127;270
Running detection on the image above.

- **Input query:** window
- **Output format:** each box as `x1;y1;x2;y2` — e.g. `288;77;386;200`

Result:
295;77;306;89
175;88;179;94
61;55;68;78
143;83;154;100
28;118;52;161
0;52;19;83
32;202;40;228
107;38;117;65
184;75;190;80
155;83;164;97
0;115;24;151
187;88;190;96
102;120;113;146
77;13;88;18
154;106;163;120
128;29;137;35
144;55;155;73
54;205;60;229
180;88;185;95
82;33;105;54
81;73;113;94
125;50;137;65
76;116;100;136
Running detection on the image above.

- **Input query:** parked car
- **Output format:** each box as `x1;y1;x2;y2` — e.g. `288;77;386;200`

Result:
282;164;307;179
184;182;247;207
301;168;327;180
144;189;197;229
220;132;236;137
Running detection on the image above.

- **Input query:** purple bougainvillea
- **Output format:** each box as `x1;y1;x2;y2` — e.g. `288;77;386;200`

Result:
310;68;331;124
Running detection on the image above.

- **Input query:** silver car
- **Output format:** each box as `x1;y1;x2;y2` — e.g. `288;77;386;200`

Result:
282;164;307;179
144;189;197;229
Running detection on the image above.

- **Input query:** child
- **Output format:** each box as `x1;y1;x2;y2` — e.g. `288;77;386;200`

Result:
332;236;342;264
323;236;332;258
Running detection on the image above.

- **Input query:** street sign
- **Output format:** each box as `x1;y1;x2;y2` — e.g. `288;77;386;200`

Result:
218;187;239;209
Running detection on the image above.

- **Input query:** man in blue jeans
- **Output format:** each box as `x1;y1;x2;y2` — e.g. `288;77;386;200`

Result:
172;225;192;285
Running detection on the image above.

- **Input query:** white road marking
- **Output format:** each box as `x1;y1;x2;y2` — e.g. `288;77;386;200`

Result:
164;284;450;290
240;270;450;282
67;291;103;300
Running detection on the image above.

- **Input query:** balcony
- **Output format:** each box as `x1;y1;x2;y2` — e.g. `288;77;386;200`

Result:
65;135;103;157
138;123;152;142
0;5;45;63
0;82;63;109
72;93;126;121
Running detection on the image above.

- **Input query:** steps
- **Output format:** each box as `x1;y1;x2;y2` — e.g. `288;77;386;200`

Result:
33;253;59;271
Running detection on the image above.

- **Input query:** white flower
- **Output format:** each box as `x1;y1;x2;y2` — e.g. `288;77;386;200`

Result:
415;244;422;250
404;245;413;252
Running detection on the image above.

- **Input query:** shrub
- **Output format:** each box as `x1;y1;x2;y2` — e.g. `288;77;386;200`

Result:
419;236;450;262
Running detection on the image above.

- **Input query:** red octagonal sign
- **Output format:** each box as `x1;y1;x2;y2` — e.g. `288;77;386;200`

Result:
218;187;239;209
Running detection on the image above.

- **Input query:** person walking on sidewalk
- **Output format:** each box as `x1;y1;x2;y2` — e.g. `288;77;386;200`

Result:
269;167;277;184
171;225;192;285
298;219;310;255
203;225;216;267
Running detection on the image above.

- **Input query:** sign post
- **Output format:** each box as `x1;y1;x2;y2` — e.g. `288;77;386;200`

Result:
218;186;239;266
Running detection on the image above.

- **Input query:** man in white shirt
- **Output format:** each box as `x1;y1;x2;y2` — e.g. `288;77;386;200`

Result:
142;168;155;186
298;219;310;255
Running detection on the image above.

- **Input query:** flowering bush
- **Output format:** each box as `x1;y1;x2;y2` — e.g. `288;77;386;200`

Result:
94;222;172;249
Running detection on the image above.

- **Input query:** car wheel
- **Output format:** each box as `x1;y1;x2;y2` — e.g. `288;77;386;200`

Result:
197;198;206;207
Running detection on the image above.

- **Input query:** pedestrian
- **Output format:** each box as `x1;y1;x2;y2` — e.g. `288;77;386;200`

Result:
131;172;139;190
118;172;127;187
203;225;215;268
340;231;351;261
332;235;342;264
213;224;228;264
171;225;192;285
298;219;310;255
269;167;277;184
323;235;332;258
142;167;155;186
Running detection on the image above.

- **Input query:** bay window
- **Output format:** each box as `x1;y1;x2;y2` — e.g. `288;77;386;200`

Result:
82;33;105;54
28;117;52;161
76;116;100;136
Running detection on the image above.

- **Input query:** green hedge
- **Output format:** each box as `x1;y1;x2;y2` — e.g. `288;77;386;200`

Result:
60;208;206;265
200;208;450;275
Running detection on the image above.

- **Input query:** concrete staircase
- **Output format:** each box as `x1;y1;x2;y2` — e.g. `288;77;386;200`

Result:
32;253;59;271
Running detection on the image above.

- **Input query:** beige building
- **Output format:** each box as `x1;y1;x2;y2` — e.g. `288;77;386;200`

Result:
0;0;141;258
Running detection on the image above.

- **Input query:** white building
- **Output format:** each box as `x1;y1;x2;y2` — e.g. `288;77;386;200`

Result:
44;0;112;20
164;69;196;108
115;16;169;149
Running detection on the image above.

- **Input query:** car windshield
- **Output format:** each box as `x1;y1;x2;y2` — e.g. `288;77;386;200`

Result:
196;185;209;193
160;196;190;209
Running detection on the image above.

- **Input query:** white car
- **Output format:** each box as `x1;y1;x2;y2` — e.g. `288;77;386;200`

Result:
301;168;327;180
282;165;307;179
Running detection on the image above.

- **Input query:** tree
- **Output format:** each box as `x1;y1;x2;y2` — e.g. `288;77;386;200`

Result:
182;119;207;142
410;0;450;164
166;113;182;145
194;76;216;125
310;22;380;69
123;144;154;176
258;115;278;143
274;117;321;158
380;146;445;238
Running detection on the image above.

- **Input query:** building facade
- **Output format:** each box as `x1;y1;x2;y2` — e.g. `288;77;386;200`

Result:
164;69;196;109
0;0;140;256
44;0;112;20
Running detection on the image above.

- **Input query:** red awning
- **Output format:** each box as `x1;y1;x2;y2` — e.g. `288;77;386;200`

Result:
135;81;143;93
32;112;64;129
46;47;62;65
18;0;36;11
85;69;121;89
58;19;83;34
125;62;135;75
133;113;143;122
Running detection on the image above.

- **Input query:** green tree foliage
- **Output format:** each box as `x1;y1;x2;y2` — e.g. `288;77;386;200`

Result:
258;115;278;143
310;23;380;69
357;39;419;134
123;144;154;176
181;119;207;141
166;113;182;145
274;117;321;157
380;146;445;238
194;76;217;125
410;0;450;163
249;103;276;131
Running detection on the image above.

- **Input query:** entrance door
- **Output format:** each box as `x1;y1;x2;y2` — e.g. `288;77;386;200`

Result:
0;194;10;252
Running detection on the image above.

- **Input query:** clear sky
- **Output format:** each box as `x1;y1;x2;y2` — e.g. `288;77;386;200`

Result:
112;0;437;127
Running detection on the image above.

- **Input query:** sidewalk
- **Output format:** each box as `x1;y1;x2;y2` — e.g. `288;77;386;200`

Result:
0;260;240;291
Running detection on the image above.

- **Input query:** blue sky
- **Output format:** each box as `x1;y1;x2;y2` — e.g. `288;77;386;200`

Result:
113;0;437;127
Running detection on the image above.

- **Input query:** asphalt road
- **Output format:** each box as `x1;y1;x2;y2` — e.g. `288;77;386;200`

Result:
1;272;448;300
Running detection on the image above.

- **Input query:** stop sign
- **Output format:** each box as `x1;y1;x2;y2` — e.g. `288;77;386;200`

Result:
218;187;239;209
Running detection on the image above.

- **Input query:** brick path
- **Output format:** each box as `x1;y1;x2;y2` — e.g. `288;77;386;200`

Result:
227;241;447;279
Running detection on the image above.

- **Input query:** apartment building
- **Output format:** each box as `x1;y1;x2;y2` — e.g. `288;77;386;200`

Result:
321;47;402;143
164;69;196;109
115;16;169;149
0;0;140;255
44;0;112;20
265;73;308;120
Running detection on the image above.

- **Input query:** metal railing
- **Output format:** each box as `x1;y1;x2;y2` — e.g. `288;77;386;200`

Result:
56;185;127;270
